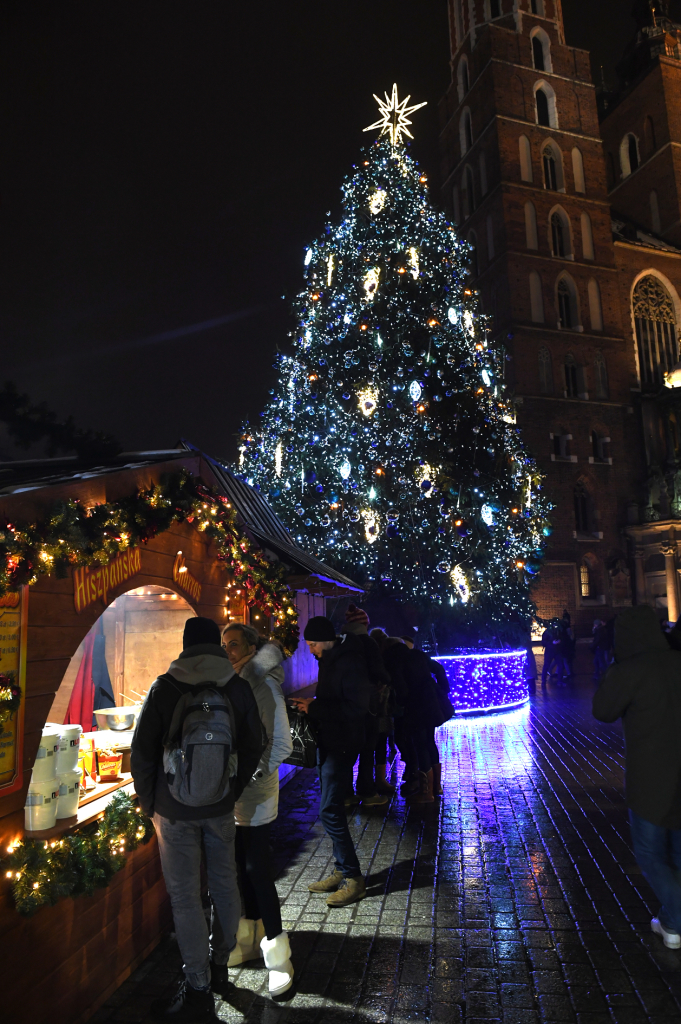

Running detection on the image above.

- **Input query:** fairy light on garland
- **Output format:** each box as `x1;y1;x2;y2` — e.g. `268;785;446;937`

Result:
0;673;21;727
2;792;152;917
239;89;552;644
0;471;299;655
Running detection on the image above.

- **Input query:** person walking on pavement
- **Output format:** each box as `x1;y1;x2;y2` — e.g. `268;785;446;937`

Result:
290;615;372;907
398;634;451;801
221;623;294;997
343;606;393;807
593;605;681;949
541;621;562;684
591;618;609;680
131;617;264;1021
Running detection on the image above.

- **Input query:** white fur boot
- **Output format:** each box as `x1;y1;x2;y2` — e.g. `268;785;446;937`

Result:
260;931;294;996
227;917;266;966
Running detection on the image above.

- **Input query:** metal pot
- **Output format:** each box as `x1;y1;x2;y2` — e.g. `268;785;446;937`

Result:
94;705;141;732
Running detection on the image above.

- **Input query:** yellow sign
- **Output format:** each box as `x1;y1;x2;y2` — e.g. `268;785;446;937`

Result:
173;551;202;603
73;547;142;613
0;588;27;795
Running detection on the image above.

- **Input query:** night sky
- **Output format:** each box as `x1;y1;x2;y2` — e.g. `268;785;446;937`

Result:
0;1;669;462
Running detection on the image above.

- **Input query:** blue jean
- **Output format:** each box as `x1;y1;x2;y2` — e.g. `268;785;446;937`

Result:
319;749;362;878
629;810;681;933
154;812;240;989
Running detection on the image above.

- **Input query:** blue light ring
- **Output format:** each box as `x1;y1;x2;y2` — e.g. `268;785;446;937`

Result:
434;649;528;716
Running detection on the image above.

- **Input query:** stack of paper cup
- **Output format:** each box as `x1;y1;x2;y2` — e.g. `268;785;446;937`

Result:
31;726;61;783
56;769;81;818
25;776;59;831
55;724;82;774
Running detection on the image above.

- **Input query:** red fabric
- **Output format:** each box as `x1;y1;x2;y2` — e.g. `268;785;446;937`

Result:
65;631;96;729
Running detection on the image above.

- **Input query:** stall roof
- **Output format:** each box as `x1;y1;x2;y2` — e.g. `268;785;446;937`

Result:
182;443;363;594
0;443;362;594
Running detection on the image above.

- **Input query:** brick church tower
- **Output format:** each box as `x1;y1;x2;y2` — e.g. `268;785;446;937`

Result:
439;0;647;630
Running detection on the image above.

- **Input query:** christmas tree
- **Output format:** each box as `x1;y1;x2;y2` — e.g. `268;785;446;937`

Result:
240;87;551;643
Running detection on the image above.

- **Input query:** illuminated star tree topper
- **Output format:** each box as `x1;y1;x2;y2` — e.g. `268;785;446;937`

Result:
363;83;427;146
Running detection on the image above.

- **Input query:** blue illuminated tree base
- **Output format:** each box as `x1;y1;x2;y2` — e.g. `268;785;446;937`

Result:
434;649;529;716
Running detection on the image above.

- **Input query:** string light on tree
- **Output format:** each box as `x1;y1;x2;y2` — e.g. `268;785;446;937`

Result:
239;87;551;643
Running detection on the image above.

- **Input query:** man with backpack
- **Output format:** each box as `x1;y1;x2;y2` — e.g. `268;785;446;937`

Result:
131;616;264;1022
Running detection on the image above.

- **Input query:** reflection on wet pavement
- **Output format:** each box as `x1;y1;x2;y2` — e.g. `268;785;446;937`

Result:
89;673;681;1024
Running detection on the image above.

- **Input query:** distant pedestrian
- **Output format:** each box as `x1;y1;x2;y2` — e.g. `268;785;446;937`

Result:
291;616;372;907
131;617;264;1021
560;610;575;678
591;619;609;680
221;623;294;997
593;605;681;949
541;622;562;684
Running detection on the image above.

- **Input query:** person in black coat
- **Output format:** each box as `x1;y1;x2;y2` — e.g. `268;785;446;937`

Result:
131;617;264;1020
290;616;372;909
593;605;681;949
398;635;450;802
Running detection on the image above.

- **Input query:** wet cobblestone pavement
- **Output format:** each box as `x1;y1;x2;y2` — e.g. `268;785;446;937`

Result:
90;670;681;1024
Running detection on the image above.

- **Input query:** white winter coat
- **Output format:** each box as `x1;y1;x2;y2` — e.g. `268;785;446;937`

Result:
234;644;293;827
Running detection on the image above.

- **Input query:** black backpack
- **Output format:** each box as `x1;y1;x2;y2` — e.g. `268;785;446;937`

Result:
162;677;236;807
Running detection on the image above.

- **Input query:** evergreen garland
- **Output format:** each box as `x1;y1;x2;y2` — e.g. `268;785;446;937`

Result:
3;792;153;916
0;674;21;726
0;469;299;654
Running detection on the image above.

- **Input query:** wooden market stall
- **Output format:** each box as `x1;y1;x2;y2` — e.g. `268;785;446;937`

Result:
0;444;361;1024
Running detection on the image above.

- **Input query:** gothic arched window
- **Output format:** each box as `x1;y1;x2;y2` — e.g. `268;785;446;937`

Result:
542;142;563;190
519;135;533;182
580;560;591;597
581;212;595;260
531;0;544;14
564;352;578;397
588;278;603;331
557;276;579;329
461;110;473;154
457;58;470;102
525;201;538;249
550;210;570;257
594;350;609;398
620;133;640;177
535;82;557;128
574;485;591;534
536;88;550;127
572;147;585;192
633;275;679;387
463;165;475;217
531;29;551;72
530;271;544;322
538;346;553;393
489;0;501;18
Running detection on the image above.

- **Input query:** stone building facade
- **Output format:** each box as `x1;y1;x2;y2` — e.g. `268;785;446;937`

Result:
439;0;681;631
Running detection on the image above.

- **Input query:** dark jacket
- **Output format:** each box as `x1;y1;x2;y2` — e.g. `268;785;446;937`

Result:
382;639;409;712
308;632;372;755
131;643;264;821
404;649;448;729
593;605;681;828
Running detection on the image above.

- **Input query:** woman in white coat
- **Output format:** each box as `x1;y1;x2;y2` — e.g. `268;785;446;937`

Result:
222;623;294;996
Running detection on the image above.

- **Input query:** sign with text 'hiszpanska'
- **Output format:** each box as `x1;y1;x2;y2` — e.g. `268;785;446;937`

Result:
73;548;142;613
